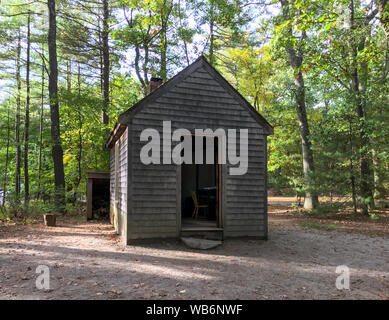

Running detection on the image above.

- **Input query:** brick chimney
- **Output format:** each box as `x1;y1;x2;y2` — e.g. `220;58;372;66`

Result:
147;77;163;94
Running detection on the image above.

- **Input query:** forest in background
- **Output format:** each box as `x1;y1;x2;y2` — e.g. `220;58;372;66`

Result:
0;0;388;217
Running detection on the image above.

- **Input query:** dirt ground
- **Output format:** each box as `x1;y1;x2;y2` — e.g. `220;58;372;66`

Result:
0;204;388;300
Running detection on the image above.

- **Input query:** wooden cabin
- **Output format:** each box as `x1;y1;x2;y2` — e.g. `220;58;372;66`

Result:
106;56;273;244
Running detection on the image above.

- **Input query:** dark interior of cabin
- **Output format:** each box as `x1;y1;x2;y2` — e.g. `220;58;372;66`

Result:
91;178;110;220
181;136;219;228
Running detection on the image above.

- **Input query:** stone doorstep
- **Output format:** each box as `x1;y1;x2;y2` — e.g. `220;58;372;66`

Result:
180;237;222;250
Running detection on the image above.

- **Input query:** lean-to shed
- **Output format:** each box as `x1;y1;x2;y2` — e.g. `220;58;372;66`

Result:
106;56;273;244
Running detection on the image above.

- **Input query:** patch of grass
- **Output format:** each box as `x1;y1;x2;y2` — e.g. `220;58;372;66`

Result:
299;221;336;231
20;217;36;225
65;202;85;216
290;203;302;210
70;215;85;223
28;201;54;216
0;214;12;224
1;200;54;224
309;202;349;217
369;213;380;220
0;205;13;224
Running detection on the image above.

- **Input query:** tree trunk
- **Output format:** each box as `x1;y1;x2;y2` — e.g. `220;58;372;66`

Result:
142;42;150;85
3;101;11;206
66;59;72;91
178;0;190;66
134;44;145;87
352;74;373;215
101;0;109;124
349;0;374;215
98;21;104;94
371;148;384;199
209;1;215;66
375;0;389;42
76;63;83;190
293;71;319;209
48;0;66;212
351;65;374;214
348;119;358;214
160;27;167;80
24;12;31;206
160;0;172;81
281;0;319;209
37;58;44;200
15;29;21;205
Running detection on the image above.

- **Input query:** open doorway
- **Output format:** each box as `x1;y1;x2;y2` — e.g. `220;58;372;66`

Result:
86;171;110;220
181;135;222;229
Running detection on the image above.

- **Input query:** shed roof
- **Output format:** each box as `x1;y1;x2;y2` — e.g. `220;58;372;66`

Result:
106;56;273;148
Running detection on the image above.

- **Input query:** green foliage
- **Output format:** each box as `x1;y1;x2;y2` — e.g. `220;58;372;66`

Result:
299;221;336;230
369;213;379;220
0;0;387;216
310;201;349;216
216;0;389;208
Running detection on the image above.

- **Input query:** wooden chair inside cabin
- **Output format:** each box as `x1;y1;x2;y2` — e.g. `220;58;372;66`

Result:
191;191;208;219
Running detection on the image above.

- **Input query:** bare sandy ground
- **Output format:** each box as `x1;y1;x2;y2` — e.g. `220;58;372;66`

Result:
0;210;388;300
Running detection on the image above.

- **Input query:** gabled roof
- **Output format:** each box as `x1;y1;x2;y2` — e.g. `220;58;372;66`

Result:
106;55;273;148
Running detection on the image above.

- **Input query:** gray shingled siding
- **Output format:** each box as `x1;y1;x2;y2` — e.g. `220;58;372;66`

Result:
109;148;115;226
117;128;128;239
127;66;267;240
110;128;128;239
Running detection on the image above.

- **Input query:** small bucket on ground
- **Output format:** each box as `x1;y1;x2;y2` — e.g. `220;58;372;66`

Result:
44;214;56;227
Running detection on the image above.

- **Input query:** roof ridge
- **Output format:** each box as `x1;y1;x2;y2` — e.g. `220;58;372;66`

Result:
106;55;273;148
